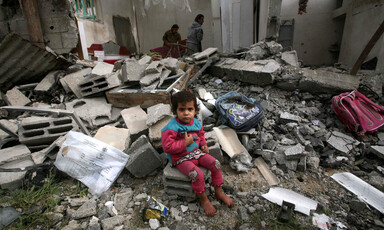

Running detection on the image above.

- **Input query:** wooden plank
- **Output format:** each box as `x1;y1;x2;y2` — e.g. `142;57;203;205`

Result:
106;87;170;108
19;0;44;48
254;157;279;186
350;19;384;75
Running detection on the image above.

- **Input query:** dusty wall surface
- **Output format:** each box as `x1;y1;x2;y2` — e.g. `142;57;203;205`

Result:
77;18;109;48
338;0;384;72
0;0;78;54
280;0;340;66
87;0;213;55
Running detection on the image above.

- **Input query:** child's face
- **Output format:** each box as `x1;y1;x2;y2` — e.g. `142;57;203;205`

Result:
176;101;196;124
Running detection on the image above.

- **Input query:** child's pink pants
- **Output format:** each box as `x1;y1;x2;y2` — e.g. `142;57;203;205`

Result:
176;154;223;194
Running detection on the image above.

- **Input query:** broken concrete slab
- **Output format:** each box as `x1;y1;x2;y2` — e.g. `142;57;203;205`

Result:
34;70;63;92
125;135;162;178
0;145;30;165
0;145;34;189
158;69;172;87
298;69;360;94
160;58;179;74
145;61;162;74
138;55;152;65
149;116;173;144
327;131;360;154
0;119;18;140
5;87;31;106
193;47;218;61
370;145;384;159
140;72;162;87
79;72;121;97
281;51;299;67
146;103;172;127
65;97;112;127
121;106;148;136
239;60;279;86
60;68;92;98
284;143;305;160
121;60;147;83
94;126;131;152
91;62;114;76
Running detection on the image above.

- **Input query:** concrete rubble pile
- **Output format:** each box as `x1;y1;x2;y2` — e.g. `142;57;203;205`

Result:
0;41;384;230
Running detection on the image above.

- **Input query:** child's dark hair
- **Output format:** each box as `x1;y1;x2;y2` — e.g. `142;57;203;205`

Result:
171;90;199;115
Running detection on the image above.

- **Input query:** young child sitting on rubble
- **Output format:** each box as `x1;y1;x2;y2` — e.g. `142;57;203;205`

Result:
161;90;234;216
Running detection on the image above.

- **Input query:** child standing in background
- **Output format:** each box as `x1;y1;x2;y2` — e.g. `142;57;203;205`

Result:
161;90;234;216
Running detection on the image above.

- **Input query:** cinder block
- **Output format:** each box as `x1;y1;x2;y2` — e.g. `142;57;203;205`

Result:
0;145;30;165
65;97;112;127
79;72;121;97
31;135;66;164
60;68;92;98
126;135;161;178
91;62;114;76
163;163;210;197
207;142;223;163
18;117;78;145
94;126;131;152
121;106;148;136
5;87;31;106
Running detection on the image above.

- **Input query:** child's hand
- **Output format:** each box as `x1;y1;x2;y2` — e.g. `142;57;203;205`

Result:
201;145;209;153
185;132;194;146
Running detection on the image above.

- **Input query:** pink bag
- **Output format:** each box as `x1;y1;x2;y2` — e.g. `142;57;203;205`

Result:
332;91;384;136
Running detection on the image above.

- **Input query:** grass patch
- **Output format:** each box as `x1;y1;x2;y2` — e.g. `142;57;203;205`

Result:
0;169;62;229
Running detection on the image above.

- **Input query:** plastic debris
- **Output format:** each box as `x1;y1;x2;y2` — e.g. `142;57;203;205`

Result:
312;213;347;230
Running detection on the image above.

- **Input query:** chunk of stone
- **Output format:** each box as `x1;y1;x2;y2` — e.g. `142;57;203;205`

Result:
281;51;299;67
114;188;133;215
138;55;152;65
91;62;114;76
0;157;34;189
280;112;301;123
193;47;218;61
5;87;31;106
94;126;131;152
121;60;147;82
121;106;148;136
327;131;360;154
299;69;360;94
146;103;172;126
160;57;179;73
70;199;97;219
140;72;162;87
101;216;125;230
0;119;18;140
125;135;161;178
284;144;304;160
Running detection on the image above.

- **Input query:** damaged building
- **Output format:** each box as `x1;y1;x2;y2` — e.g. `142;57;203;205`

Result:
0;0;384;230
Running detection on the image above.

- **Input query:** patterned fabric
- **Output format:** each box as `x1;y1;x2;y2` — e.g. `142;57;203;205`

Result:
174;149;206;166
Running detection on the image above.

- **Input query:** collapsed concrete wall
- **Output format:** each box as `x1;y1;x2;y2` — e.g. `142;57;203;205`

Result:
0;0;78;54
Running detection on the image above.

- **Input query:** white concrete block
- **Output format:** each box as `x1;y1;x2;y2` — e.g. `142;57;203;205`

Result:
121;106;148;135
94;126;131;152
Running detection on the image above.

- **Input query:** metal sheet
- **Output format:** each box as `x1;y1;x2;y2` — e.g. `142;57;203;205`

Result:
262;187;318;215
0;33;69;90
331;172;384;214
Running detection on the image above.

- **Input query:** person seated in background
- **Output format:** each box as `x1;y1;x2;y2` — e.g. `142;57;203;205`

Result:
163;24;181;47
